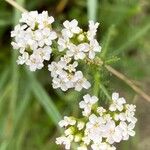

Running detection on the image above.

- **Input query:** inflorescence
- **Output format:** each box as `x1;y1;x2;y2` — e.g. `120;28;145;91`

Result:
56;93;137;150
11;11;137;150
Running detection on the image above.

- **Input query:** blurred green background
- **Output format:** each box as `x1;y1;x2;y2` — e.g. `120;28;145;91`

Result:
0;0;150;149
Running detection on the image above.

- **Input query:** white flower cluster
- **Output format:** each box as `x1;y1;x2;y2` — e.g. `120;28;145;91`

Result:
11;11;57;71
56;92;137;150
58;20;101;60
11;11;101;72
11;11;101;92
48;55;91;91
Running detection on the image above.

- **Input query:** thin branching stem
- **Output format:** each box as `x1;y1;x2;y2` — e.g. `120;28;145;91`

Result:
56;0;68;13
5;0;27;13
105;65;150;102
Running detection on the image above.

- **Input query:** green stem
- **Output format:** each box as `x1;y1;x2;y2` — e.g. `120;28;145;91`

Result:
93;72;100;97
100;84;112;102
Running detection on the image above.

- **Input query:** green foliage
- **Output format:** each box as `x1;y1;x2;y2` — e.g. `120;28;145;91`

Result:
0;0;149;149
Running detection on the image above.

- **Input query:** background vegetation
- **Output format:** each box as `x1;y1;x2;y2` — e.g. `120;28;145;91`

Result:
0;0;150;149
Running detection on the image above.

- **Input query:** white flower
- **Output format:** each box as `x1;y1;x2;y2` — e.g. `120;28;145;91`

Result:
17;52;29;65
26;37;38;50
79;94;98;116
20;11;54;30
73;71;91;91
109;92;126;112
58;116;76;128
26;54;44;71
64;61;78;73
52;77;69;91
125;104;137;124
91;142;116;150
48;61;67;78
62;19;81;38
37;11;54;29
11;24;27;37
34;46;52;61
88;39;101;59
104;120;122;144
119;122;135;140
56;135;73;150
114;113;126;121
67;44;86;60
11;27;30;53
85;114;104;143
66;40;101;60
20;11;39;29
87;20;99;41
58;37;70;51
39;28;57;46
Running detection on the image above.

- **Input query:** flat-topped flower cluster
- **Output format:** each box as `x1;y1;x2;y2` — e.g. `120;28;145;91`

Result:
56;93;137;150
11;11;57;71
48;55;91;91
11;11;137;150
11;11;101;91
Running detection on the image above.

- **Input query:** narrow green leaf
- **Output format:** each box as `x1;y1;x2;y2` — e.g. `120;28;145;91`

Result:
10;0;25;121
0;68;9;92
16;122;27;150
25;70;62;128
0;142;9;150
1;86;31;150
101;25;116;58
0;20;12;26
13;87;31;133
0;84;11;111
105;57;120;64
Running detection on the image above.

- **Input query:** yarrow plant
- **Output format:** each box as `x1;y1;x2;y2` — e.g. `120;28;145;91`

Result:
11;11;137;150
